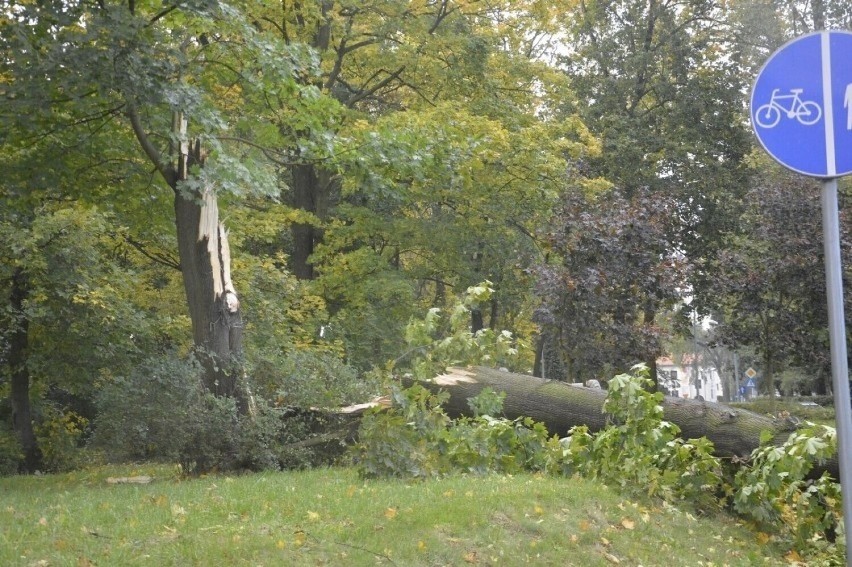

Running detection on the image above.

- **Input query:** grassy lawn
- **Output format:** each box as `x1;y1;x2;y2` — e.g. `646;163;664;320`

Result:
1;465;786;566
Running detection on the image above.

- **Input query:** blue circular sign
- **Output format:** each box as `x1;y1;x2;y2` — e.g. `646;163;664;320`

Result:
751;30;852;178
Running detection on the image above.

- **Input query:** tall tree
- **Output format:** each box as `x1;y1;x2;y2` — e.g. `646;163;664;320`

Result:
707;165;852;396
551;0;752;379
534;187;689;383
1;0;327;403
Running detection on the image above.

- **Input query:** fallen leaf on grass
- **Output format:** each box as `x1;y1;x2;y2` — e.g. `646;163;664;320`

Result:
601;551;621;564
785;549;804;564
620;518;635;530
307;511;320;521
756;532;771;545
463;551;478;564
384;507;397;519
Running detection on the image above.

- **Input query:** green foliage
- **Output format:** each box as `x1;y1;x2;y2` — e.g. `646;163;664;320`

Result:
734;423;842;553
466;387;506;418
355;384;550;478
557;365;723;508
93;351;355;474
34;406;89;473
0;426;23;476
93;354;239;474
250;349;379;409
400;282;528;380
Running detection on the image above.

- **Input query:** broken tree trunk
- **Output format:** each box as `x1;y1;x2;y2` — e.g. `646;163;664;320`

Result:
404;366;838;478
127;105;245;408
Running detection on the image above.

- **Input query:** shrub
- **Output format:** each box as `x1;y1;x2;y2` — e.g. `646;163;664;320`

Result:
34;405;88;472
250;349;378;408
93;354;240;474
0;427;22;476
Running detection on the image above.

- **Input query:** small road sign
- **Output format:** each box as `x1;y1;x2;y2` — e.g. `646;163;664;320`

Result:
744;367;757;379
745;378;756;389
751;30;852;178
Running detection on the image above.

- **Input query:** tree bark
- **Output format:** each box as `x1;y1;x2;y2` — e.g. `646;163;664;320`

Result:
406;366;814;463
8;268;41;472
288;163;335;280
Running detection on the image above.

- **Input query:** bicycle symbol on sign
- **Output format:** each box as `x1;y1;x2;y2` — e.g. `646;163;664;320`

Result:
755;88;822;128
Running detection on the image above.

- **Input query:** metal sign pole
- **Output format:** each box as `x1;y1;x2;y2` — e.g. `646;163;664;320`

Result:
821;177;852;561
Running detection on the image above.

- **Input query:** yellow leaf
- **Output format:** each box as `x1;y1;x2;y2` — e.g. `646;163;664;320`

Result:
38;517;48;526
620;518;635;530
463;551;478;563
533;504;544;516
570;534;578;543
346;485;357;498
601;537;610;546
307;511;320;521
579;519;591;531
417;540;426;551
384;507;398;519
443;490;455;497
757;532;771;544
294;531;306;546
785;549;804;563
276;540;286;549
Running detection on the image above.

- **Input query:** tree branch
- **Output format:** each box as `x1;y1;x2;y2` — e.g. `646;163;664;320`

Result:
345;66;406;107
121;234;182;271
148;4;179;26
126;102;178;188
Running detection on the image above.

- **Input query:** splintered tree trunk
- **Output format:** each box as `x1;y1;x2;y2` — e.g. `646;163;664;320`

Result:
406;367;824;465
127;106;245;407
174;187;243;401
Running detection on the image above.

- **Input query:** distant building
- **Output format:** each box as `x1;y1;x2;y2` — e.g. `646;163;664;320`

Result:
657;355;723;401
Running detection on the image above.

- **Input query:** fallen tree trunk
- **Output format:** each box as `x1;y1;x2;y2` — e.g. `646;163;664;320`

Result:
403;366;838;478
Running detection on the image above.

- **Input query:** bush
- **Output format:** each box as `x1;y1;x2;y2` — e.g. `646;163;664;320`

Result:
250;349;378;408
35;405;88;472
0;427;22;476
93;352;354;474
556;365;723;508
93;354;240;474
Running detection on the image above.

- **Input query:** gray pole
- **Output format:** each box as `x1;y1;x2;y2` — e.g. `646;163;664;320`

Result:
821;178;852;563
734;353;740;403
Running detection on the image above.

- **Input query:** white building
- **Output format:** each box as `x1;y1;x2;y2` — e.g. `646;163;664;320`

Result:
657;355;723;401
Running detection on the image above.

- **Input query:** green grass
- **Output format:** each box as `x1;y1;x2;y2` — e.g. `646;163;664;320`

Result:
1;465;786;566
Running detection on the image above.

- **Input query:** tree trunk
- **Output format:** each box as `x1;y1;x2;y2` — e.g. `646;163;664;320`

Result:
127;107;245;406
289;163;333;280
406;366;811;463
8;269;41;472
174;188;244;403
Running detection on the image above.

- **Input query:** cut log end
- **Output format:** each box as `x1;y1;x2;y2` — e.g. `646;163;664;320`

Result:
433;368;479;386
